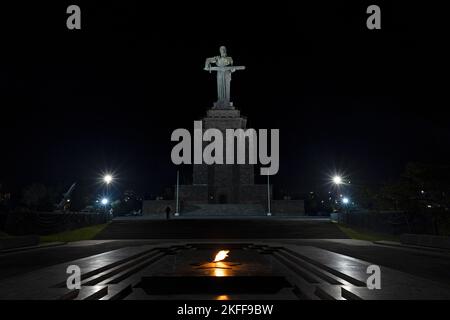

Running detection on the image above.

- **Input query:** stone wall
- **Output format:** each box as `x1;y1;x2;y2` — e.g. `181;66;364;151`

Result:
239;184;270;204
178;185;208;203
141;199;306;217
333;211;435;235
179;184;271;205
0;235;40;250
271;200;305;215
400;234;450;249
0;211;112;236
142;200;176;217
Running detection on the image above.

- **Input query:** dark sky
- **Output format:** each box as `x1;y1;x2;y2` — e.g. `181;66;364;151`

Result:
1;1;449;197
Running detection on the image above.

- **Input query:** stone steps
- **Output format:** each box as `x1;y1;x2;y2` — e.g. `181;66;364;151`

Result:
181;204;266;216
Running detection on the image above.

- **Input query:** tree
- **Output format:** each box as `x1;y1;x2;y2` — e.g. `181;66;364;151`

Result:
378;162;450;235
22;183;56;211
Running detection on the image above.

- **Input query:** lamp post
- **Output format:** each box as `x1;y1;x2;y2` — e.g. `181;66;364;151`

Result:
175;170;180;217
331;175;344;212
342;197;350;214
267;175;272;216
103;174;113;193
101;198;109;213
332;175;343;185
103;174;113;185
102;174;113;215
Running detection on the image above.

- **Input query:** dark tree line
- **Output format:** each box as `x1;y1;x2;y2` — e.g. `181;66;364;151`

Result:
353;162;450;235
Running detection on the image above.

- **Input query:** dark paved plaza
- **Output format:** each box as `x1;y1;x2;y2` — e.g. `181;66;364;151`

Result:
94;218;347;239
2;218;450;300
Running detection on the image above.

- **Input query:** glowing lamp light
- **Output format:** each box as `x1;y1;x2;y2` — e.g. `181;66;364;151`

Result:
103;174;113;184
333;175;343;185
101;198;109;205
342;197;350;204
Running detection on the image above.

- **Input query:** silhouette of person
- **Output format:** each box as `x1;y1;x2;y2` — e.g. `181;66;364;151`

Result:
165;206;171;220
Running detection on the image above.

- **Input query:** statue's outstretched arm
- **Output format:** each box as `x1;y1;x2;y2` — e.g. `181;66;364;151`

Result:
229;57;236;72
204;57;217;70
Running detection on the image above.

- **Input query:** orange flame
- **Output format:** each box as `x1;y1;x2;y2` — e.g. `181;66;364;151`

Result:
213;250;230;262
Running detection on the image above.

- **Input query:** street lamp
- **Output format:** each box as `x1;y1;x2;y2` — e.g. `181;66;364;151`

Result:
342;197;349;204
101;197;110;214
103;174;113;185
332;175;343;185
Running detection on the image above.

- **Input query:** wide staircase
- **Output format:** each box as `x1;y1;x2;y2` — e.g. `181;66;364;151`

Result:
180;203;266;217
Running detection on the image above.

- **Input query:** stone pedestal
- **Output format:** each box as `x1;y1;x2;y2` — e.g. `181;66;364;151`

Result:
180;107;265;205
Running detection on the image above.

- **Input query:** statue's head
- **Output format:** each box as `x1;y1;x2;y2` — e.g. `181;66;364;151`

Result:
219;46;227;57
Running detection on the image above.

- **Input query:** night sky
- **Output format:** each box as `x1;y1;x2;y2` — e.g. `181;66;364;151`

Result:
1;1;448;198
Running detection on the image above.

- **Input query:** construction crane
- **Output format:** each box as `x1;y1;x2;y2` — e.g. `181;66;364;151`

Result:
56;182;76;211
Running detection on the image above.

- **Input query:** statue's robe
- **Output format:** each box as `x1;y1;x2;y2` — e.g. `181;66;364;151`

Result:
215;56;233;106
